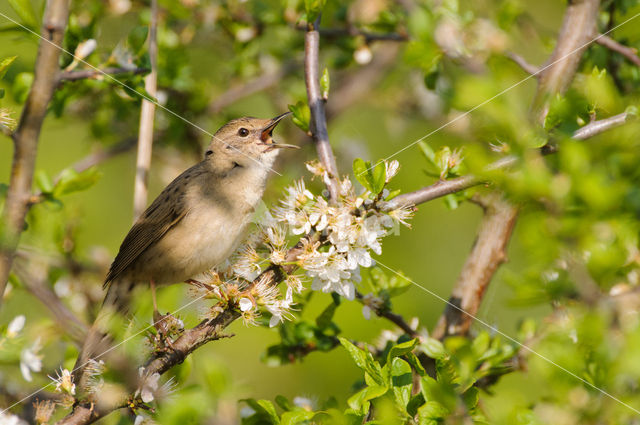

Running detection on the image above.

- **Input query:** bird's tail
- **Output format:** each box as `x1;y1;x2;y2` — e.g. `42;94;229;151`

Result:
72;280;132;397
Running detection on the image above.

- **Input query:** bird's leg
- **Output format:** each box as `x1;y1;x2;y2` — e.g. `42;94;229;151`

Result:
150;279;161;326
149;279;181;351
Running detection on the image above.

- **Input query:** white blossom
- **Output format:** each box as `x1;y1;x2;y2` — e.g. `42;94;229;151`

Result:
239;297;253;312
7;315;25;338
20;339;42;382
51;368;75;395
136;368;160;403
0;412;28;425
362;305;372;320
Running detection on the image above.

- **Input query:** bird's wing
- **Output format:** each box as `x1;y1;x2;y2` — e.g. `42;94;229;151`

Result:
104;172;195;287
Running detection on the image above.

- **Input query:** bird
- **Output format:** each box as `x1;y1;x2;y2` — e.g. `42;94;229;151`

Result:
73;113;296;393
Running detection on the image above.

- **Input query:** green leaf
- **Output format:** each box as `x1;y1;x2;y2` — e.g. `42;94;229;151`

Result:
128;26;149;53
304;0;326;23
352;159;387;195
281;410;315;425
288;101;310;133
390;357;413;411
0;56;17;80
420;338;446;359
347;384;387;413
316;299;339;330
7;0;38;29
12;72;33;104
352;158;373;192
388;338;418;362
53;167;102;197
405;352;426;376
339;337;385;386
242;399;280;424
35;170;53;194
275;395;293;412
418;401;449;420
320;67;330;100
371;161;386;195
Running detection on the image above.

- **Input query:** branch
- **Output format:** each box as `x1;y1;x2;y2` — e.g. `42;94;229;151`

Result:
385;109;635;211
13;262;88;347
596;34;640;67
56;240;308;425
132;0;159;221
304;18;341;202
57;67;148;83
532;0;600;123
505;52;540;75
0;0;70;309
431;193;518;339
208;62;296;114
355;290;419;338
572;110;633;140
295;24;408;43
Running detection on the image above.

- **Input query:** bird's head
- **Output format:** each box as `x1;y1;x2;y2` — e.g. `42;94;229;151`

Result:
204;112;297;170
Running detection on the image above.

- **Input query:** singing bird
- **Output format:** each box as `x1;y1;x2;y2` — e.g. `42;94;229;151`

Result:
74;113;296;390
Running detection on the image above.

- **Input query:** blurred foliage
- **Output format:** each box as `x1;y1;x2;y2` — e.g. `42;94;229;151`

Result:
1;0;640;424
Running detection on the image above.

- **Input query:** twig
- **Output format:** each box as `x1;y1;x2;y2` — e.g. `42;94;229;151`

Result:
56;241;307;425
304;17;341;202
0;0;70;309
295;24;409;43
431;193;518;339
596;34;640;67
384;109;635;210
506;52;540;75
208;62;296;114
57;67;148;83
532;0;600;124
132;0;159;221
355;290;419;338
430;0;603;341
572;110;633;140
13;262;88;347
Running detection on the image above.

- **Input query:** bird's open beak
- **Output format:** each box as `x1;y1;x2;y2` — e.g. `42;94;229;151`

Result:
261;112;299;149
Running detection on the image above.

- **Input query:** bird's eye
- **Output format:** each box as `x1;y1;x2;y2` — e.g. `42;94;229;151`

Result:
238;128;249;137
205;150;213;156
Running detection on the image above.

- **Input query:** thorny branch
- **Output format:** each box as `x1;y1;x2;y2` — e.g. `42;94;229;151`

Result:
596;34;640;68
0;0;70;310
430;0;603;340
294;24;408;43
304;17;341;202
132;0;159;221
532;0;600;123
57;67;148;83
431;194;518;339
355;290;420;339
56;244;306;425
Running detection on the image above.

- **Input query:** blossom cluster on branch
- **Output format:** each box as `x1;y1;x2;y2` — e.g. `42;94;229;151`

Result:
192;160;412;328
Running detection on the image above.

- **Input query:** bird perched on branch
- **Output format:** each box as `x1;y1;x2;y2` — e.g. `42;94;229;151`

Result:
73;113;296;392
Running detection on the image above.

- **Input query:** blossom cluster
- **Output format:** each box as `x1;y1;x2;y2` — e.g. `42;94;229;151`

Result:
210;160;412;327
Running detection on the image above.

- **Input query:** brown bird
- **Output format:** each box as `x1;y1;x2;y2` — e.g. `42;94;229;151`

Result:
73;113;295;392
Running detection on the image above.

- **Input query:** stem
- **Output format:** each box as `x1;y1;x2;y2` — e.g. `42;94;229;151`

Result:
132;0;159;221
596;34;640;67
532;0;600;124
304;17;340;202
431;194;518;339
0;0;70;309
57;67;148;83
